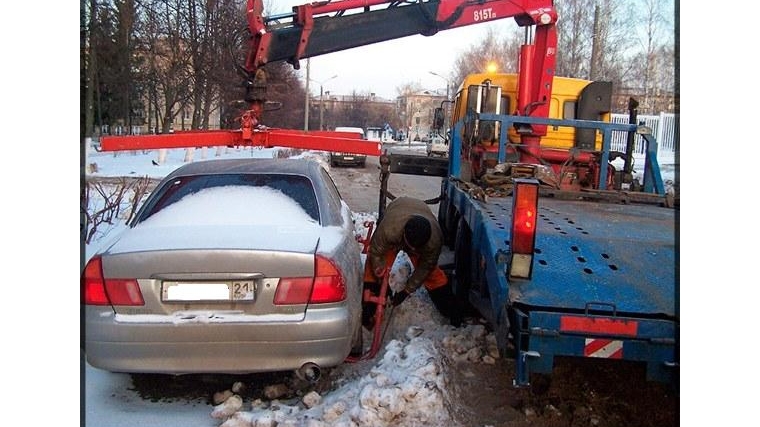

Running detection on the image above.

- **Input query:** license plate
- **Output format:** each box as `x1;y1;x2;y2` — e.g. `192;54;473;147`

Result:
344;156;354;160
162;281;256;302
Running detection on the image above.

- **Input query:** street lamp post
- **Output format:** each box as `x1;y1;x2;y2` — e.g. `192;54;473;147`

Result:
429;71;451;100
310;74;338;131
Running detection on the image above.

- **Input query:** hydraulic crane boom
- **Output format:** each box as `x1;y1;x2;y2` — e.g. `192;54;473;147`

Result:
99;0;557;156
248;0;556;72
247;0;557;134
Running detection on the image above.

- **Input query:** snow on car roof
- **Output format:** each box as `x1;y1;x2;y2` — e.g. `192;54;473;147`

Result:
143;186;315;227
107;185;339;254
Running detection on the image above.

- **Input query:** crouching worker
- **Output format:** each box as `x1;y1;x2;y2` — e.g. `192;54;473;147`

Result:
362;197;462;328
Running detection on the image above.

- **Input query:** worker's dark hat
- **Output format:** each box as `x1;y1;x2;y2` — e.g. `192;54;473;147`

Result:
404;215;431;248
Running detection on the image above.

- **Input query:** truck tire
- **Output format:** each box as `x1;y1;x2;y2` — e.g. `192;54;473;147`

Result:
453;217;472;300
437;192;458;250
495;307;513;358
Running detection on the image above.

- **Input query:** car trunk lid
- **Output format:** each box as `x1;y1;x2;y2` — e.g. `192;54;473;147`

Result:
101;224;324;320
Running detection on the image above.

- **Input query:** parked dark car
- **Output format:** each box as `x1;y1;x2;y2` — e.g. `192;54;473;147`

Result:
329;126;367;167
82;158;363;380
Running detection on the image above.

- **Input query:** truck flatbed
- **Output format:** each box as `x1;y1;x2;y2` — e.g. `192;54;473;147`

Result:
486;196;675;317
446;177;678;384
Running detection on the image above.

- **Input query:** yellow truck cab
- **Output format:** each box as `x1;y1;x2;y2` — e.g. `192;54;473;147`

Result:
453;73;611;150
451;73;612;180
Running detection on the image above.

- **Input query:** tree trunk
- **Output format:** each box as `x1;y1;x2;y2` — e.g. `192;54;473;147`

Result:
589;5;602;81
82;0;97;139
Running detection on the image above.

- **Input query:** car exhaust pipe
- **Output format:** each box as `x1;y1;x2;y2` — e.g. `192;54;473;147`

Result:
295;362;321;383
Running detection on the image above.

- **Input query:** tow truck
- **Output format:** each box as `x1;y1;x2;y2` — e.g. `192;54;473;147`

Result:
95;0;678;387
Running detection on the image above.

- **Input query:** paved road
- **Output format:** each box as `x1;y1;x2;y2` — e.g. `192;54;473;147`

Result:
327;145;444;215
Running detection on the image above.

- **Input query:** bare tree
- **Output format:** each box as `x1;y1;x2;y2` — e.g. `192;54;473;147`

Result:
451;27;521;87
88;1;121;134
634;0;674;112
261;62;309;129
136;0;193;135
81;0;97;138
136;0;195;163
186;0;222;131
593;0;638;85
396;81;424;97
81;177;153;244
556;0;637;86
115;0;139;131
555;0;594;78
209;0;249;130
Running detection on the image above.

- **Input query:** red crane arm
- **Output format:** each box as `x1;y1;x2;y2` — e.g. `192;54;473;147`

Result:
248;0;556;73
247;0;557;123
99;129;380;155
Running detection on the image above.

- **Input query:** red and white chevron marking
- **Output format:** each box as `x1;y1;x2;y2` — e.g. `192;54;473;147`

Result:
584;338;623;359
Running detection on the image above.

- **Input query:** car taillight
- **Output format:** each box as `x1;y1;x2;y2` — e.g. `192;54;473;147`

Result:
310;256;347;303
273;277;312;305
510;178;539;279
274;255;346;305
81;256;145;306
82;256;109;305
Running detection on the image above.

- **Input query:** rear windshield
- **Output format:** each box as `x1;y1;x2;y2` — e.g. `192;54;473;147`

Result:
134;173;319;224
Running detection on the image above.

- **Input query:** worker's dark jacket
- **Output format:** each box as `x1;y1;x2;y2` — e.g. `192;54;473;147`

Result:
368;197;444;292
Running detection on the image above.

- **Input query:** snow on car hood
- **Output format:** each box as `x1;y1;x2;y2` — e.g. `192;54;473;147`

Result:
107;186;329;254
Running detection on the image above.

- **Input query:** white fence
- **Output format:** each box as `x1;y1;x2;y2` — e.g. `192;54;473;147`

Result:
610;112;677;155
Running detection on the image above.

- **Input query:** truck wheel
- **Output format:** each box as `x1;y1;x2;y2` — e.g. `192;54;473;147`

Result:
438;195;458;250
437;198;447;239
453;218;472;299
495;307;513;358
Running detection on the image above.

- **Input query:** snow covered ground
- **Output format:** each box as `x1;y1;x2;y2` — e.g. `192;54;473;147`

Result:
82;144;677;427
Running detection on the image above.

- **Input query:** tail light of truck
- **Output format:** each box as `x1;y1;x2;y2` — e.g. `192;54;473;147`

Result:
274;255;347;305
81;256;145;306
510;178;539;279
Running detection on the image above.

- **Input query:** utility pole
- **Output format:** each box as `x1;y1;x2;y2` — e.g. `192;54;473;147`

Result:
429;71;451;100
319;86;325;130
310;74;338;131
304;58;310;131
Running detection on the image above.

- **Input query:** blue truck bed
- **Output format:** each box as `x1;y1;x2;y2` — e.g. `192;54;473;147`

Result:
446;179;678;385
509;197;675;315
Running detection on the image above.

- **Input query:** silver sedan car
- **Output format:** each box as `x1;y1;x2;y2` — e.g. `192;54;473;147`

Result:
82;158;363;380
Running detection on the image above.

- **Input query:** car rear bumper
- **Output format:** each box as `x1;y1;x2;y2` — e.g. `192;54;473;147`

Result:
83;306;354;374
330;154;366;165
